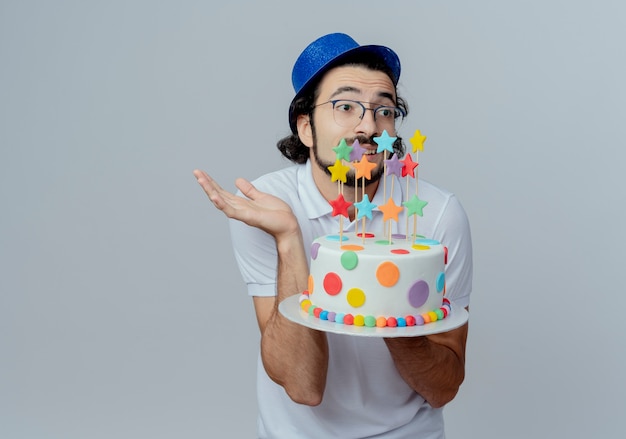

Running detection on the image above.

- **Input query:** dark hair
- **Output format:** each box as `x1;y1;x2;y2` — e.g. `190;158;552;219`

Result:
277;53;409;164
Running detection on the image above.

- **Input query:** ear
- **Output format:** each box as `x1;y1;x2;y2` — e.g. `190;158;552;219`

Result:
296;114;314;148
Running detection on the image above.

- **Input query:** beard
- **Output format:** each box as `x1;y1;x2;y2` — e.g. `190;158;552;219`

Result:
311;134;400;188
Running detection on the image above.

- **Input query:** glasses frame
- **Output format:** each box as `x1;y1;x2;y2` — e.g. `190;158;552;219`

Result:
313;99;406;128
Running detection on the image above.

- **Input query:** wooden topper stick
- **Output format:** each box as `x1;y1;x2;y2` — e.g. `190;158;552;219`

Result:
415;151;419;238
361;177;366;244
405;167;410;240
388;176;395;244
354;174;359;236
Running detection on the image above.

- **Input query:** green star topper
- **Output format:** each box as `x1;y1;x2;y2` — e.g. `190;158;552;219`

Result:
403;194;428;217
332;138;353;162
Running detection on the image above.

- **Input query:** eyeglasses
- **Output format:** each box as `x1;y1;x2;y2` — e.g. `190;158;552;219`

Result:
314;99;405;129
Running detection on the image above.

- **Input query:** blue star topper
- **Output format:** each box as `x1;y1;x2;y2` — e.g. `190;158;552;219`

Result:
354;194;378;220
374;130;397;154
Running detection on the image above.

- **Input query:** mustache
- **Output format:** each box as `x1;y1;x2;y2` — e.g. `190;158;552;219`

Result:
346;135;377;146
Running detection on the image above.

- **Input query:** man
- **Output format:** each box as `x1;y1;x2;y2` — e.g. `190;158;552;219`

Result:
194;33;472;438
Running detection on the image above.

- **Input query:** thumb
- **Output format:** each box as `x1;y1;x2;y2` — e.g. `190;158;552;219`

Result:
234;178;259;200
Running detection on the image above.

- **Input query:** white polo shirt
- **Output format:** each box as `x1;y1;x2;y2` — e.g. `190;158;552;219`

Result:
229;160;472;438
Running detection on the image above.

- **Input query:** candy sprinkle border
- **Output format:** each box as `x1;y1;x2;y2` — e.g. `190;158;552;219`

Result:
297;291;451;328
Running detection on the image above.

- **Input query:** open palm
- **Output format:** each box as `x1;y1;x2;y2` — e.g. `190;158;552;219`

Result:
193;169;299;239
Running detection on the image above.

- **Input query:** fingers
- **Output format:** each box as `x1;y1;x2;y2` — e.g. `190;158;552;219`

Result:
193;169;228;209
193;169;295;234
193;170;254;220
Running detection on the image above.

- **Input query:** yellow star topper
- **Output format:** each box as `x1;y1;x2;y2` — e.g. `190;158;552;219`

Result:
409;129;427;153
328;159;351;183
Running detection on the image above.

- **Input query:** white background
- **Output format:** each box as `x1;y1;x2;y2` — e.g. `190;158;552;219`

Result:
1;1;625;437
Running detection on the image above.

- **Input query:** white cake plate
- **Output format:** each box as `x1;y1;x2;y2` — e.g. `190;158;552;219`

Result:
278;295;469;338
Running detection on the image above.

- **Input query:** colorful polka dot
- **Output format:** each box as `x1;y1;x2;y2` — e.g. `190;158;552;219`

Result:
408;280;429;308
311;242;321;259
391;249;410;254
356;232;375;239
323;272;342;296
375;240;393;245
414;238;440;245
436;272;445;293
412;244;430;251
376;261;400;287
340;251;359;270
307;275;314;296
326;234;348;242
346;288;366;307
341;244;364;251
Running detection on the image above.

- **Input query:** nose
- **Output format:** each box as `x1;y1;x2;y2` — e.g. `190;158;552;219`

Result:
355;107;379;137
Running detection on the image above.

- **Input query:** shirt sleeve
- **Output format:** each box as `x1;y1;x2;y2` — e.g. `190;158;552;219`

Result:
228;216;278;297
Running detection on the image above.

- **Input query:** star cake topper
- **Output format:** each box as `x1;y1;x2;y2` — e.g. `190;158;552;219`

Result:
332;138;353;162
329;193;352;218
349;139;367;162
400;154;418;178
328;159;351;183
403;194;429;217
409;129;427;153
352;154;377;180
353;194;377;220
378;198;403;223
384;154;404;177
374;130;396;154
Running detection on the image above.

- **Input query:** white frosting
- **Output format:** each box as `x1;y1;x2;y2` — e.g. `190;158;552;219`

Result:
308;233;446;319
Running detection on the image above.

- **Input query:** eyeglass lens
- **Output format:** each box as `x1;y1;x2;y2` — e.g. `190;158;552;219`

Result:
332;100;403;129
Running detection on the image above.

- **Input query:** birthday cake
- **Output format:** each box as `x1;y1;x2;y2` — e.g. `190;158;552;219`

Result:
298;129;452;328
301;233;450;327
